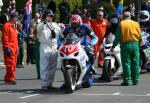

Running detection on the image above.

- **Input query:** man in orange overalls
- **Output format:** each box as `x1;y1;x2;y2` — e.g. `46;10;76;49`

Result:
91;11;109;68
2;13;18;85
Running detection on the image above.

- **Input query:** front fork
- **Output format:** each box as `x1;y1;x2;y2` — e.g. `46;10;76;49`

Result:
104;56;115;69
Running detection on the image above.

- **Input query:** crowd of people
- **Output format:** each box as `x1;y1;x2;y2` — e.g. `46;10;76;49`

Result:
0;0;149;90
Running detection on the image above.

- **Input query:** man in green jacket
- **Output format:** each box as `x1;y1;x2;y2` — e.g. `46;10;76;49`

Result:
112;12;142;86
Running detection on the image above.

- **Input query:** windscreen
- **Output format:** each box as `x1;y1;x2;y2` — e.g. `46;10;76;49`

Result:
63;33;80;45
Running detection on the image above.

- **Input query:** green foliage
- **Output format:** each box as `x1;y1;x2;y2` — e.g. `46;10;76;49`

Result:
2;0;29;13
1;0;145;21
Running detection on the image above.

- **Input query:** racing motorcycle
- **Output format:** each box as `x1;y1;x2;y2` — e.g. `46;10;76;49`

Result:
102;34;123;82
140;30;150;72
139;10;150;72
58;33;93;93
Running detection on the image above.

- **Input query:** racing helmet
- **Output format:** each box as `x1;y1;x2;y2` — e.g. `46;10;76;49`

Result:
69;15;82;24
140;10;150;22
42;9;54;20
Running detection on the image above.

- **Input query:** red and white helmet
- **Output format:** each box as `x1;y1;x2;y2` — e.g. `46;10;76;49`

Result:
69;15;82;24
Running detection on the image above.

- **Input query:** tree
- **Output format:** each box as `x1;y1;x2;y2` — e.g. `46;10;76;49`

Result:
134;0;141;21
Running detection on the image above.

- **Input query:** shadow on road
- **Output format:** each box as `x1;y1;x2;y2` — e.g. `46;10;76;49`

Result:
92;76;122;86
0;88;68;95
0;78;38;81
92;83;121;86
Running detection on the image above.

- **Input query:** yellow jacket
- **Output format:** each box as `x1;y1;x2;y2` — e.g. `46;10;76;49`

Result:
120;19;141;43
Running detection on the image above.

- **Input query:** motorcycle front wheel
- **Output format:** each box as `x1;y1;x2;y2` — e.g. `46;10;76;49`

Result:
64;68;76;93
103;59;113;82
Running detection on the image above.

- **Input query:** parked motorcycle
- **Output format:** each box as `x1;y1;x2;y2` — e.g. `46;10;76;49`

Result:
139;10;150;72
58;33;93;93
140;31;150;72
102;34;123;82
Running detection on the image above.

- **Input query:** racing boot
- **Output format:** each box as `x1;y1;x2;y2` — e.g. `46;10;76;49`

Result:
91;66;98;75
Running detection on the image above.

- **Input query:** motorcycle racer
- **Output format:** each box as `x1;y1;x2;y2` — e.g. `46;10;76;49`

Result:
60;14;98;89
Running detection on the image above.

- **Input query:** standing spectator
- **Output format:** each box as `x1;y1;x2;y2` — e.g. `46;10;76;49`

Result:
16;22;25;68
142;0;150;12
91;11;109;69
31;13;41;79
0;0;3;11
81;9;92;27
58;0;70;24
125;4;135;19
111;12;142;86
47;0;56;14
98;7;109;19
1;13;18;85
35;0;46;16
26;22;36;65
37;9;62;90
8;0;16;15
22;0;33;64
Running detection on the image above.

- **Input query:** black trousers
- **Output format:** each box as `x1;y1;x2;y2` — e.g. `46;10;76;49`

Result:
26;43;35;64
17;46;24;65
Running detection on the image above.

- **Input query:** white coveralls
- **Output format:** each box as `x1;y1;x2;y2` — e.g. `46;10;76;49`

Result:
37;22;61;87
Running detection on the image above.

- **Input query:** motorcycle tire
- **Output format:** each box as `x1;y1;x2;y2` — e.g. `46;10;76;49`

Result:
146;62;150;72
82;73;93;88
103;59;113;82
147;69;150;72
64;69;76;93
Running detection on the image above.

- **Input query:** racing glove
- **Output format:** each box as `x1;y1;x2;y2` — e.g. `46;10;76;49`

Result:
5;48;11;56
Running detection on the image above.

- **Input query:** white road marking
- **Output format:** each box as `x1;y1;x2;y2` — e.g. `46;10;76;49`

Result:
112;92;121;95
19;94;40;99
146;93;150;96
77;93;150;97
25;91;34;93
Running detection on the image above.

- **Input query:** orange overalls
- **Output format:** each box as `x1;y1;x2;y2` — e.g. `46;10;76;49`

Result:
2;22;18;82
91;19;109;66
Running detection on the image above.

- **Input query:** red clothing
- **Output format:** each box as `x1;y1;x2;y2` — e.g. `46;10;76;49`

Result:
91;19;109;65
82;19;92;40
2;22;18;82
82;19;92;27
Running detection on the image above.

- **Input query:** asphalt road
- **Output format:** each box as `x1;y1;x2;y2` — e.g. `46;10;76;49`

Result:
0;64;150;103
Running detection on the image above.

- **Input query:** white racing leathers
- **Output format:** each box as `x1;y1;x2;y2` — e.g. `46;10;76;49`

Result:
37;22;61;87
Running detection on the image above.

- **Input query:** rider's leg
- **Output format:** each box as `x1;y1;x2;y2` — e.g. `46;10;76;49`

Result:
88;52;98;75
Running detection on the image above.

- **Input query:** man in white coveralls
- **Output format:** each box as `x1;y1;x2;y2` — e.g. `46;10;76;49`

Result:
37;9;62;90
